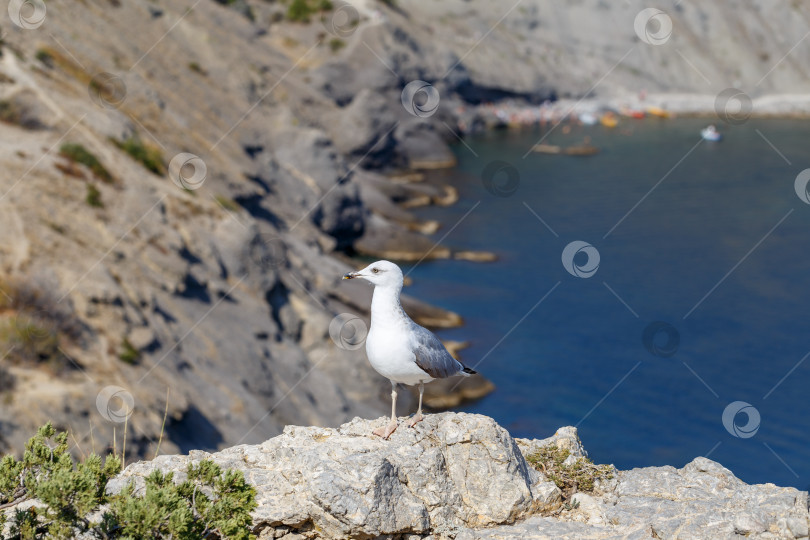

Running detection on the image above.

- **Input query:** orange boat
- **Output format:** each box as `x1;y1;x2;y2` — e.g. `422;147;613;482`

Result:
646;106;671;118
600;112;618;128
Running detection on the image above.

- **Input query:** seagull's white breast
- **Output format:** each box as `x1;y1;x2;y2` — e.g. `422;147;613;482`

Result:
366;317;433;386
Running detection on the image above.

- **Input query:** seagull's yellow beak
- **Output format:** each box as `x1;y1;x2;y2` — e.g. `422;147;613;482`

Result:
343;272;359;280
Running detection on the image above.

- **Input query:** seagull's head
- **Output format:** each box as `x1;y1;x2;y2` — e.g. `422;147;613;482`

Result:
343;260;403;289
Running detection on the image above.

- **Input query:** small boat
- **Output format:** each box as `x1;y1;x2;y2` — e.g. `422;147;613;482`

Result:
620;107;646;119
600;112;618;128
700;125;722;141
647;106;670;118
579;112;598;125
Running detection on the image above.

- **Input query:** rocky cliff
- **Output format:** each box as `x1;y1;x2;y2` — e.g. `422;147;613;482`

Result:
0;0;809;459
105;413;810;539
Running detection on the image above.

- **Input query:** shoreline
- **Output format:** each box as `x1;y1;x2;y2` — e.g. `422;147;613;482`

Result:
451;93;810;134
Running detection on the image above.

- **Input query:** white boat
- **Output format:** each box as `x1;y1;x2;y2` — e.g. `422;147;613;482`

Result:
579;112;598;125
701;125;722;141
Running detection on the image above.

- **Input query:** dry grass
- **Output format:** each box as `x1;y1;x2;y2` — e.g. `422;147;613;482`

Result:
0;276;83;376
526;445;614;500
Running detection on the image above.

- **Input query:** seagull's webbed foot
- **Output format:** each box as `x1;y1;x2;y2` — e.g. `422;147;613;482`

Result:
406;412;423;428
373;419;398;439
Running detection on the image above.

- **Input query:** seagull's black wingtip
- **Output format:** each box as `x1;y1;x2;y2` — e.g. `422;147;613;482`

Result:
462;366;477;375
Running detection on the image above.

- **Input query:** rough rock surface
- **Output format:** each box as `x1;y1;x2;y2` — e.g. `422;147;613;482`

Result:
108;413;561;538
107;413;809;540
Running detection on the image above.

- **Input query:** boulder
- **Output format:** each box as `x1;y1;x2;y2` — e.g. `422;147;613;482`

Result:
107;412;562;538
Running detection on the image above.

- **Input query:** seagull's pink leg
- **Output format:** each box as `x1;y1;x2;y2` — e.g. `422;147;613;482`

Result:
407;382;425;428
374;382;398;439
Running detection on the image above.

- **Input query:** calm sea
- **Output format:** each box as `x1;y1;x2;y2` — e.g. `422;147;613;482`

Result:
405;117;810;489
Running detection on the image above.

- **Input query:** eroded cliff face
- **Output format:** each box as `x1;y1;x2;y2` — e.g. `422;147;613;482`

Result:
0;0;807;457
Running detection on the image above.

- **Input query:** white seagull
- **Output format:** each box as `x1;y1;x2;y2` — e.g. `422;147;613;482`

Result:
343;260;477;439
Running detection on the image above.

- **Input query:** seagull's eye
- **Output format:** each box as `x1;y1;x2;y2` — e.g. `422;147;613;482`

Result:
371;268;380;274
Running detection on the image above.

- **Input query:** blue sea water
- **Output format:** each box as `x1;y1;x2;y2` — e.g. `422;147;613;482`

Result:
404;117;810;489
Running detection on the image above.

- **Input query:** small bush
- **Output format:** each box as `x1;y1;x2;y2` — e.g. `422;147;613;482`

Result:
215;195;240;212
86;183;103;208
526;445;614;500
328;38;345;52
118;338;140;365
59;143;114;183
34;48;54;67
188;61;207;76
0;275;82;372
114;135;166;175
287;0;332;22
0;99;23;125
0;423;257;539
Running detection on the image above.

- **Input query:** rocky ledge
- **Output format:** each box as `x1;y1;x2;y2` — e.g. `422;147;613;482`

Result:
107;413;809;540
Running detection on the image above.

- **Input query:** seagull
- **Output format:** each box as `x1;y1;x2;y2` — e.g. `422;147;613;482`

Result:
343;260;477;439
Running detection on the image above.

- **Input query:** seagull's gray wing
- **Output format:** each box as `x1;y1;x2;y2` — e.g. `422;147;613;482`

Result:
410;323;468;379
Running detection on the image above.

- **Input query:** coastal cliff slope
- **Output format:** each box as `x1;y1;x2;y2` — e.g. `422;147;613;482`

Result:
0;0;808;457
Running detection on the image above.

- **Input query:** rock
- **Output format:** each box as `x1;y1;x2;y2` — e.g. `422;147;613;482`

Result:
516;426;589;460
354;213;452;261
6;416;809;540
395;120;457;170
108;413;562;538
326;88;398;167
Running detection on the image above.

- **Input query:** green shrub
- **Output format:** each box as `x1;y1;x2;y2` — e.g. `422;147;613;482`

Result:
328;38;345;52
118;337;140;365
59;143;114;183
113;136;166;175
215;195;240;212
286;0;332;22
0;423;258;539
86;183;103;208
